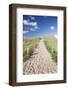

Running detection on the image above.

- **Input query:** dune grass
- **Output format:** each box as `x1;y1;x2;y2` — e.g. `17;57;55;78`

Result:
44;36;57;63
23;38;40;62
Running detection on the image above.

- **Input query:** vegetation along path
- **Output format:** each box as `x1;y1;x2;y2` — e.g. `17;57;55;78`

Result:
23;39;57;75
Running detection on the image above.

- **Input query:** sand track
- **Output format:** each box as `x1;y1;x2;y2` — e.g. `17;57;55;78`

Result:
23;39;57;75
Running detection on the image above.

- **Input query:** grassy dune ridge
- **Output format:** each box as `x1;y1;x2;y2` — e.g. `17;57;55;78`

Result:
44;36;57;63
23;38;40;62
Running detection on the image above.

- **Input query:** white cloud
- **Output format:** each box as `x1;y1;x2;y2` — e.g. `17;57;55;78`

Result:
34;26;40;29
30;28;36;31
23;19;40;32
23;30;29;34
23;19;37;27
30;26;40;32
30;16;35;20
50;26;55;30
23;20;28;25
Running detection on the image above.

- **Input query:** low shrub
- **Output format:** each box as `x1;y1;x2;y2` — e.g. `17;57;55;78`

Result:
52;50;57;63
23;49;29;62
29;46;34;57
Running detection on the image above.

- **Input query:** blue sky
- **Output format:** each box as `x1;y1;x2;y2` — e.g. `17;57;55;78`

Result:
23;15;57;38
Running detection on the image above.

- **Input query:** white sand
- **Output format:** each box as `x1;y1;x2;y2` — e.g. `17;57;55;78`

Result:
23;39;57;75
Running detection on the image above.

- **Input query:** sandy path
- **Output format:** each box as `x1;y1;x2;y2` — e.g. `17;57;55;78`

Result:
23;39;57;75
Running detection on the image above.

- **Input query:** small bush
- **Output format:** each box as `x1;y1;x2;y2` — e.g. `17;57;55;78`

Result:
29;47;34;57
52;50;57;63
47;45;51;52
23;49;29;62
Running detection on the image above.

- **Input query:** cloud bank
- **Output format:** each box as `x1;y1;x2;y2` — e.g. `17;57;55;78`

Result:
23;16;39;34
